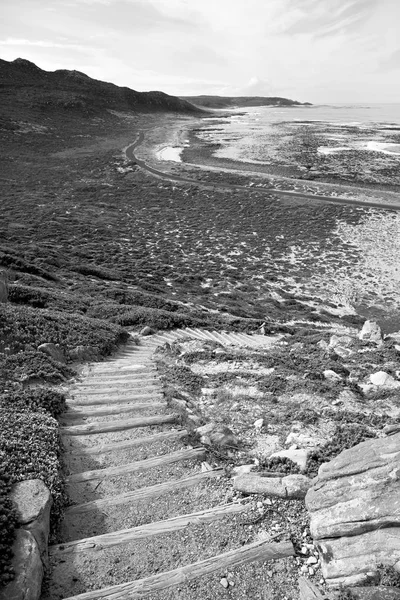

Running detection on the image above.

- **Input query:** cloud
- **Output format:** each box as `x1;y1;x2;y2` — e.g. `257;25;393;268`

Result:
281;0;379;37
0;37;88;50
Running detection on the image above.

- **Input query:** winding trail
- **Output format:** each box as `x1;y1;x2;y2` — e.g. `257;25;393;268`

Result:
126;132;400;212
44;330;293;600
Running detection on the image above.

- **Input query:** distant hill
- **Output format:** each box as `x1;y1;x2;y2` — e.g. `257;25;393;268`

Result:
0;58;201;116
180;95;312;109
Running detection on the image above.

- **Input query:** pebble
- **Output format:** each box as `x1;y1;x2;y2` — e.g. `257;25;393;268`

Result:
300;565;308;574
265;498;272;506
307;556;318;565
257;501;263;509
220;578;229;589
308;567;315;576
301;546;308;555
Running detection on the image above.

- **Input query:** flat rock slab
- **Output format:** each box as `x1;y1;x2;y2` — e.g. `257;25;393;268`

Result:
306;433;400;586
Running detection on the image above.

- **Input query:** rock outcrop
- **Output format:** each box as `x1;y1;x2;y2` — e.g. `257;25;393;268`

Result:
306;433;400;586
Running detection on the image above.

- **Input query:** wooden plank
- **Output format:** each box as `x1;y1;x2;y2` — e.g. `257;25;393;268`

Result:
66;447;205;483
67;394;162;407
299;577;326;599
64;401;165;419
69;429;188;456
62;538;294;599
61;413;179;436
72;388;162;396
65;468;222;514
52;502;245;556
79;377;159;384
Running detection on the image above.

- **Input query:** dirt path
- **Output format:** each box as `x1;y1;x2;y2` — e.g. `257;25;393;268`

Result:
127;133;400;212
43;331;297;600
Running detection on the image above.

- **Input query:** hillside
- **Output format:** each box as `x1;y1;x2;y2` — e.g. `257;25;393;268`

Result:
180;95;312;109
0;58;201;117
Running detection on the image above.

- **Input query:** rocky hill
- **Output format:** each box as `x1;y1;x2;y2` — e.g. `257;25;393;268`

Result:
0;58;201;116
180;95;312;109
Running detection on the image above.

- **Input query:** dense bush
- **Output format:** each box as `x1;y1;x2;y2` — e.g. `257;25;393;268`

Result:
8;284;91;314
0;351;74;392
0;410;65;523
0;387;66;419
0;304;128;355
0;251;57;281
112;306;200;330
0;408;66;587
0;469;18;587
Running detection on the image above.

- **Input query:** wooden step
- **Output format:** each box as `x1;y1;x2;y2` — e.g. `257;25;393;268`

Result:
61;413;179;436
82;376;159;384
66;447;205;483
51;502;245;556
71;389;162;398
65;467;221;514
69;429;188;456
62;538;294;599
67;394;163;407
64;401;166;419
73;381;161;389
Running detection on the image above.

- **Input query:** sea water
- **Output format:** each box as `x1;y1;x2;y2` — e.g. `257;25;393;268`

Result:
196;103;400;164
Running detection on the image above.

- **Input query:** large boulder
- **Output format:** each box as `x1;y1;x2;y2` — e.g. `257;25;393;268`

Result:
0;530;43;600
10;479;52;563
306;433;400;587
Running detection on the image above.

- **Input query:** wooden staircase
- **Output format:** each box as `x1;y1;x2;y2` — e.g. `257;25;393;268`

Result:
43;331;293;599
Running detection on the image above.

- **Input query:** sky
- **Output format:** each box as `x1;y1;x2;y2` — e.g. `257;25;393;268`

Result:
1;0;399;103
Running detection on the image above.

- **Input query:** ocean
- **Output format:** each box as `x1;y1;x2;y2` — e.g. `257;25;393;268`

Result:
197;103;400;164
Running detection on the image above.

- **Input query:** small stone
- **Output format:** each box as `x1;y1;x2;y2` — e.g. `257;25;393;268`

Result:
257;501;263;509
38;342;65;364
369;371;400;388
254;418;264;430
301;546;308;555
228;581;234;587
308;567;315;576
307;556;318;565
265;498;272;505
140;326;155;336
358;320;382;345
323;369;343;382
300;565;309;574
220;578;229;589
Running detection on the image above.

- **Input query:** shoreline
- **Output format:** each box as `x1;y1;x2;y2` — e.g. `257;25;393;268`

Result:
136;115;400;208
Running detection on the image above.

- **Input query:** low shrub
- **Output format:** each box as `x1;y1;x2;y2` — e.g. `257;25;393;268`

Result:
0;409;65;525
256;456;300;474
161;365;204;395
113;306;199;330
305;424;375;476
0;469;18;588
0;304;128;356
0;387;66;419
0;351;74;392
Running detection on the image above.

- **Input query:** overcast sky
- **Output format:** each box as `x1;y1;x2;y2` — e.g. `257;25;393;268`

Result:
1;0;399;103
